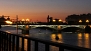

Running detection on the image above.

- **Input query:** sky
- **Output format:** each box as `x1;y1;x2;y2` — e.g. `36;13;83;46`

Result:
0;0;91;22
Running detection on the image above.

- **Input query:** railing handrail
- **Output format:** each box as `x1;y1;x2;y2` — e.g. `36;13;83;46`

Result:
11;33;91;51
1;31;91;51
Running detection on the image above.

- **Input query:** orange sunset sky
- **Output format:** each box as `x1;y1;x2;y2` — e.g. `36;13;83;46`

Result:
0;0;91;22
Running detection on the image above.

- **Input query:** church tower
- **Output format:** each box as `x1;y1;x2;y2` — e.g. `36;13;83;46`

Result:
47;15;50;23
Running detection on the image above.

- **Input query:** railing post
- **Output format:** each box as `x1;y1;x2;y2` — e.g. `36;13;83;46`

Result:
6;34;9;51
12;35;15;51
35;41;38;51
22;37;24;51
1;32;3;51
4;33;7;51
59;46;64;51
2;33;5;51
2;32;4;51
16;36;19;51
45;44;49;51
0;31;1;51
9;34;11;51
3;32;7;51
27;39;31;51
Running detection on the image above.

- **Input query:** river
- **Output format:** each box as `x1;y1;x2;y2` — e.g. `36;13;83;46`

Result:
0;26;91;51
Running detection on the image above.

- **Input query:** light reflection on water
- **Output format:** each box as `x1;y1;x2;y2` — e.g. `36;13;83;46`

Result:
77;33;90;48
51;33;63;43
84;33;90;48
19;33;91;51
1;27;91;51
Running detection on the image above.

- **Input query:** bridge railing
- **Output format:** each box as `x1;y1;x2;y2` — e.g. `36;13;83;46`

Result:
0;31;91;51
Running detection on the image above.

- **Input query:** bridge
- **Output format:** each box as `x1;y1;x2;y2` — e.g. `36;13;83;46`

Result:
1;25;87;30
1;25;88;33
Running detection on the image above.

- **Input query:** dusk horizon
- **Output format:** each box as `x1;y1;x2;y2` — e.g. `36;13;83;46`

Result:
0;0;91;22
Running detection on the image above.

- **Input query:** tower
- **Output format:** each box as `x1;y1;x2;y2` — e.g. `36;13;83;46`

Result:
47;15;50;23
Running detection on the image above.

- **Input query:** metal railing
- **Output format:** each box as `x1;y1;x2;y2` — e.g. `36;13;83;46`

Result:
0;31;91;51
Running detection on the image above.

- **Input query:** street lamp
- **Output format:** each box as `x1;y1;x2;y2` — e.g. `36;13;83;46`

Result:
22;19;25;21
5;20;12;24
86;19;89;25
86;20;89;23
79;20;82;25
79;20;82;23
59;19;62;22
26;19;30;21
53;20;56;22
26;19;30;24
16;15;18;34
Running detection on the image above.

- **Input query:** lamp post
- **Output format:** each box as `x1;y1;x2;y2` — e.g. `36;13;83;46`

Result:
59;19;62;24
22;19;30;24
26;19;30;24
79;20;82;25
16;15;18;34
5;20;12;24
86;20;89;22
86;20;89;25
59;19;62;22
52;19;56;24
53;19;56;22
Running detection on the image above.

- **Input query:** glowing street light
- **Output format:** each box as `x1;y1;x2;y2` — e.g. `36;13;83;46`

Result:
86;20;89;23
22;19;25;21
53;20;56;22
59;19;62;22
5;20;12;24
26;19;30;21
79;20;82;23
22;19;30;21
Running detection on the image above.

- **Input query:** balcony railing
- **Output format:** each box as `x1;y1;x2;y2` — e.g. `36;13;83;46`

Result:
0;31;91;51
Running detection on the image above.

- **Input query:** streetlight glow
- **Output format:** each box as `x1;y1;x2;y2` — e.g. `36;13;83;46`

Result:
79;20;82;23
22;19;25;21
86;20;89;23
26;19;30;21
53;20;56;22
5;20;12;24
59;19;62;22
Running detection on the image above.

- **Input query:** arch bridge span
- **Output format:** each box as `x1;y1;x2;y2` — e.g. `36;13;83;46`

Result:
1;25;87;30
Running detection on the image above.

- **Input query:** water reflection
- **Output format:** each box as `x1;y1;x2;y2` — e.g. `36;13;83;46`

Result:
77;33;90;48
84;33;90;48
78;33;82;39
77;33;83;47
51;33;63;43
50;33;62;51
19;34;29;51
19;32;91;51
24;39;28;51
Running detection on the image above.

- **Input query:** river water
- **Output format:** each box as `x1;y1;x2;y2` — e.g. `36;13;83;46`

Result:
1;26;91;51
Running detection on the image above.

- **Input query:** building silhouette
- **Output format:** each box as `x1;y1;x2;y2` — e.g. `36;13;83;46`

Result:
47;15;63;24
65;13;91;24
47;15;53;23
0;15;10;24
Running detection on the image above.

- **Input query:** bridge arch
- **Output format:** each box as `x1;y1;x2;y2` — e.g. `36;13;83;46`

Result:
61;27;84;33
33;26;56;31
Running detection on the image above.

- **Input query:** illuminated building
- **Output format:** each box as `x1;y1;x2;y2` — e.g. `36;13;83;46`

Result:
65;13;91;24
